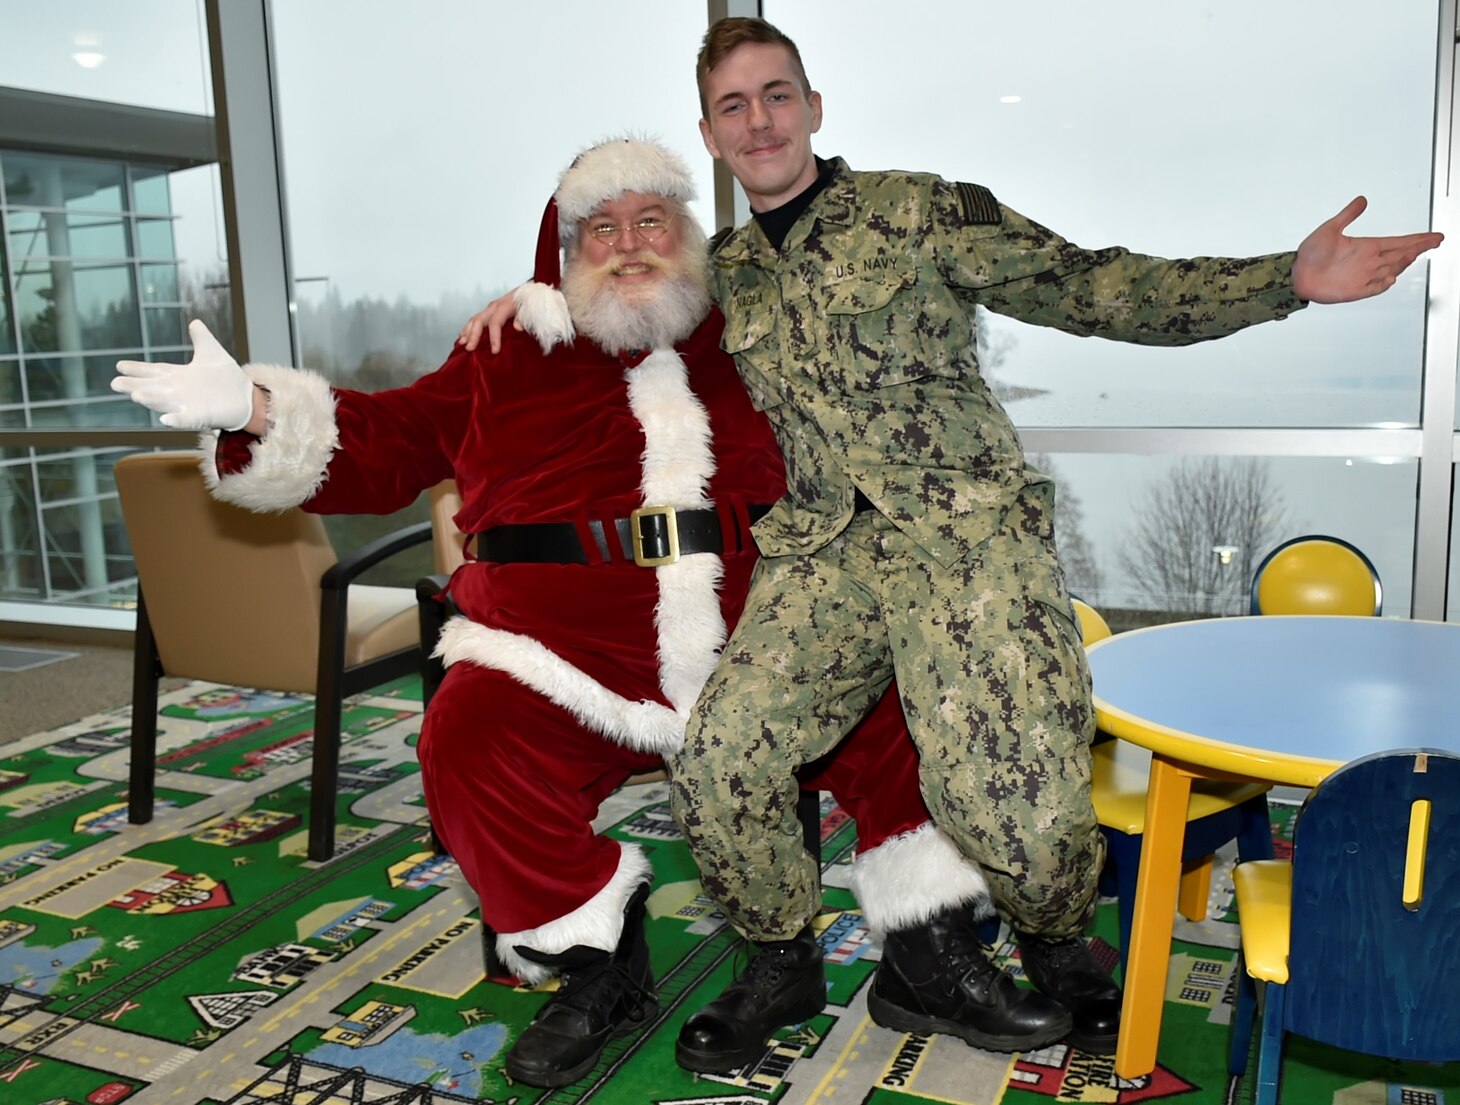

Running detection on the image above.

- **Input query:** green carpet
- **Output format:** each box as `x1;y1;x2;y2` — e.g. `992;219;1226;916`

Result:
0;679;1454;1104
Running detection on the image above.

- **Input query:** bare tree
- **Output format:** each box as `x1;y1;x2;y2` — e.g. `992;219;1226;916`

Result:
1118;457;1292;616
1027;452;1105;599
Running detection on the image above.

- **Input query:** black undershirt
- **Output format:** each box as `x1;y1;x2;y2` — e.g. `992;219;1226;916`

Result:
751;155;837;251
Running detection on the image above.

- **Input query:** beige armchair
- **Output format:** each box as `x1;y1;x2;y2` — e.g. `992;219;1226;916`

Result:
116;450;432;861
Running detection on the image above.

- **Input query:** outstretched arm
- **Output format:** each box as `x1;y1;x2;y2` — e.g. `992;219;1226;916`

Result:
1292;196;1443;303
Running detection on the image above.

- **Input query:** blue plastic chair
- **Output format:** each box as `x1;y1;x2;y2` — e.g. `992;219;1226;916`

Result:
1228;749;1460;1104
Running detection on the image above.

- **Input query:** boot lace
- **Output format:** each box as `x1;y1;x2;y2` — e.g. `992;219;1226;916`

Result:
940;920;999;988
726;943;798;997
554;959;654;1020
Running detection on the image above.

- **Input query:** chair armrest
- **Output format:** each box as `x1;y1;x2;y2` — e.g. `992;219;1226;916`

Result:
416;573;455;707
321;520;434;592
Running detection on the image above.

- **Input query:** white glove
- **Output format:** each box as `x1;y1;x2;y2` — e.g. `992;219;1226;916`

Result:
112;319;256;431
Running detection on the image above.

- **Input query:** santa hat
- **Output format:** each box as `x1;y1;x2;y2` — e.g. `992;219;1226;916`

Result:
518;135;697;350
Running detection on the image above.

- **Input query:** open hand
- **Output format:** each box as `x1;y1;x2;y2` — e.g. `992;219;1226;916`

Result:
113;320;255;430
1292;196;1443;303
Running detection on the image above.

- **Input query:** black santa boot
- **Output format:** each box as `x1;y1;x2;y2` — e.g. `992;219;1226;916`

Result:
676;925;826;1072
503;883;656;1088
869;904;1073;1052
1015;930;1121;1055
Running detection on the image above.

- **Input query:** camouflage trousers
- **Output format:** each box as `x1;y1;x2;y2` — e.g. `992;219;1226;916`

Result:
669;500;1103;942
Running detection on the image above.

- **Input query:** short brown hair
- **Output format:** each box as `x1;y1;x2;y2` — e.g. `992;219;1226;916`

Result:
696;17;812;117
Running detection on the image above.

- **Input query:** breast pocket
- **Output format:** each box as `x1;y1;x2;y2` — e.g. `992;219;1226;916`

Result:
824;268;968;390
721;301;790;412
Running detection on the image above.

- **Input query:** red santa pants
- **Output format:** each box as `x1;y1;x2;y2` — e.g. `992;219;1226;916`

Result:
418;659;930;936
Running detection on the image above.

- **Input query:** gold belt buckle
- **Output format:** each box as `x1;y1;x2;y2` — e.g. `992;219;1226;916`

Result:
630;505;679;567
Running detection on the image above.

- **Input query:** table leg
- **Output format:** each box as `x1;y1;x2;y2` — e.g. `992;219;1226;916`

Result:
1114;754;1193;1080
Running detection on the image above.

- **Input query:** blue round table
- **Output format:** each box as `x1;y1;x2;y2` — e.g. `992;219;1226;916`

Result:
1084;615;1460;1077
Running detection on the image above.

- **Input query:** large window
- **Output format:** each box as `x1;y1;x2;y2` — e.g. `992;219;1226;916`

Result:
0;0;225;622
767;0;1445;619
270;0;715;381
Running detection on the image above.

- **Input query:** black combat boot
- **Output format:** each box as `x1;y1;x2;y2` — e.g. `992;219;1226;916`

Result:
504;884;656;1088
868;906;1073;1052
1016;931;1121;1055
676;925;826;1072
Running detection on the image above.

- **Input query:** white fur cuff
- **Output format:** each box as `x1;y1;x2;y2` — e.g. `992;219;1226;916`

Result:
497;843;653;983
199;362;338;512
515;282;575;353
850;821;993;938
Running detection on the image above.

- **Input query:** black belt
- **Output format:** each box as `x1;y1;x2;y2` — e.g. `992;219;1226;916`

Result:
479;504;771;567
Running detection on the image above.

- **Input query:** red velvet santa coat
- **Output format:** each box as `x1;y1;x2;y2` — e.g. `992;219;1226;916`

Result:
205;309;989;981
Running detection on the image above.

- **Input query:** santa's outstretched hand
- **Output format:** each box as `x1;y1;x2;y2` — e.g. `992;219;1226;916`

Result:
112;319;255;431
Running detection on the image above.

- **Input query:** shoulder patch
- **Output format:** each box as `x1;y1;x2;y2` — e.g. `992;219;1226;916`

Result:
955;182;1002;226
708;227;734;255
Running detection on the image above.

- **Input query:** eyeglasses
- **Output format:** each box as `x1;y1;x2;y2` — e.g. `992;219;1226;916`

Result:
584;214;674;245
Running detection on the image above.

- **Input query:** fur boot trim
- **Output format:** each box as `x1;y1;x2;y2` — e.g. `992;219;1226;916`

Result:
515;282;575;353
434;617;688;756
198;362;337;512
851;821;993;939
497;843;653;984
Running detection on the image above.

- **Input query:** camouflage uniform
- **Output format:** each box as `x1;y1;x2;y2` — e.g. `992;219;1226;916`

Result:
669;158;1306;942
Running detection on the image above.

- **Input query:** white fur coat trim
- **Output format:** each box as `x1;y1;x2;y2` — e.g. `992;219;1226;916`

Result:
497;843;653;983
198;362;338;513
514;282;575;354
435;617;689;756
850;821;993;938
625;348;722;712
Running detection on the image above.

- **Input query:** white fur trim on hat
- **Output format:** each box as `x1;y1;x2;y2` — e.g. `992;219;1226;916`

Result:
497;843;653;983
199;362;338;512
850;821;994;939
555;136;697;244
514;282;575;353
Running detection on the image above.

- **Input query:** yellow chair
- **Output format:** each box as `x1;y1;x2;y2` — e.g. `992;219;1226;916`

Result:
116;450;433;861
1071;596;1112;646
1249;535;1381;616
1079;599;1273;977
1228;749;1460;1104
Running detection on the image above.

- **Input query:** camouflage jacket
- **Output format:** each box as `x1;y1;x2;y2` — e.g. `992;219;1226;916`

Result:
709;158;1306;567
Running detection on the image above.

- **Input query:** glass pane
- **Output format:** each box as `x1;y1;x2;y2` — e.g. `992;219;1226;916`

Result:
65;214;129;258
272;0;711;383
136;217;175;260
0;361;19;409
145;305;184;346
3;152;126;214
1039;453;1418;623
132;168;172;215
0;233;13;355
766;0;1436;429
0;459;42;601
74;263;142;348
1;448;134;606
14;263;57;352
23;353;153;427
141;262;179;303
0;0;212;113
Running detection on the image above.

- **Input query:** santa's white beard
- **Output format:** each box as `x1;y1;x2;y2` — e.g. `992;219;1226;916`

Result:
563;255;711;354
